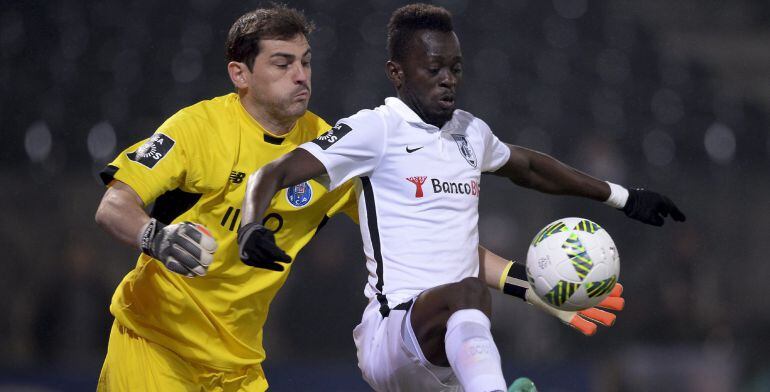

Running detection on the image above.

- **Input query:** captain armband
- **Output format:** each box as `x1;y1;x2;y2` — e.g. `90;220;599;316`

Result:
499;260;529;301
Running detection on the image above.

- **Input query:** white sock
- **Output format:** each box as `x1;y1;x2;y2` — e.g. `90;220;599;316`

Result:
444;309;506;392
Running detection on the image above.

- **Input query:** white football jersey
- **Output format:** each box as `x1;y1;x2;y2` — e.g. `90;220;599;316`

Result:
300;97;510;315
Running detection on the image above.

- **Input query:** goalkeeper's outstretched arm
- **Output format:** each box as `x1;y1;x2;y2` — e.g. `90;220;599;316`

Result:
478;246;624;336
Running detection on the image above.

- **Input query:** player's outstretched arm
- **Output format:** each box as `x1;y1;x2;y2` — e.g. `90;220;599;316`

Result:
492;144;685;226
478;246;624;336
239;148;327;271
95;180;217;277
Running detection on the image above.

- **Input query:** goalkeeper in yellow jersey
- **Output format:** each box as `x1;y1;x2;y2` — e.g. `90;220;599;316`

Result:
93;5;360;391
94;4;625;391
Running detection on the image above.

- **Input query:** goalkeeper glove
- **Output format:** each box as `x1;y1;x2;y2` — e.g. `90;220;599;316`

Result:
139;219;218;277
605;182;686;226
525;283;624;336
238;222;292;271
500;261;624;336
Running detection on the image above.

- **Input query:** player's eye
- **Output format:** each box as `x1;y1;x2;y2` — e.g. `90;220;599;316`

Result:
452;64;463;75
302;59;311;68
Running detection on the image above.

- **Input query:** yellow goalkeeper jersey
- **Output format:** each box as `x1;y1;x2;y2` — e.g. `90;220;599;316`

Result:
100;93;356;371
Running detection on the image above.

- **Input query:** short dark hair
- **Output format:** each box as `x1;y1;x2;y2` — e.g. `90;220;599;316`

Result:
387;3;453;61
225;3;315;70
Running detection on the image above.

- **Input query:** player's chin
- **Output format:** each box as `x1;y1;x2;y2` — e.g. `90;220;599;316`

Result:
430;105;455;122
286;100;309;117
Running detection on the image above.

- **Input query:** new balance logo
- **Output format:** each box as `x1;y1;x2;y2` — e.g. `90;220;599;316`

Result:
406;176;427;198
229;171;246;184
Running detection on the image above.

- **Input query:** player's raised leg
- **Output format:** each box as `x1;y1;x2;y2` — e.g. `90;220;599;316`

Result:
410;277;507;392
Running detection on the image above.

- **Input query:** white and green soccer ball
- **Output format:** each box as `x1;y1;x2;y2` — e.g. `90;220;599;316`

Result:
526;217;620;311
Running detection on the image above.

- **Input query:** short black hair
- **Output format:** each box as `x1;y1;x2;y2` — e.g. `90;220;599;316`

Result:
225;3;315;70
387;3;453;61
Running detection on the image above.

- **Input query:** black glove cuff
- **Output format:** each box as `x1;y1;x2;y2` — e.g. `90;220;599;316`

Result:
237;222;265;243
621;188;639;214
139;218;166;258
502;261;528;300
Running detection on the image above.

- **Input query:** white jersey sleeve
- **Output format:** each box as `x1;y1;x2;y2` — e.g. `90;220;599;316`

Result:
299;109;387;190
476;118;511;172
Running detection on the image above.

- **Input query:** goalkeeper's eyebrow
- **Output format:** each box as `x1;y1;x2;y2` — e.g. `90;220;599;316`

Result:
270;49;312;62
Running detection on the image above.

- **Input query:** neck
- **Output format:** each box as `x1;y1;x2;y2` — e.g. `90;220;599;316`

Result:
397;91;447;128
239;93;297;136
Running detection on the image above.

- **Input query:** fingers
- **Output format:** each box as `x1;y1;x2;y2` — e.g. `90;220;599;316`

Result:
596;283;625;310
164;256;194;277
158;223;218;277
238;223;292;269
598;296;625;311
259;240;292;262
578;307;616;327
191;223;218;253
169;243;207;276
568;314;597;336
664;197;687;222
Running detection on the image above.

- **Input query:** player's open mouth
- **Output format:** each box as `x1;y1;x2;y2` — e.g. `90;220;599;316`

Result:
438;95;455;109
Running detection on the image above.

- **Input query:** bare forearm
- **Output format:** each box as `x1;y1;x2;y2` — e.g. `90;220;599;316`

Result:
241;164;284;226
500;145;610;201
95;182;150;249
241;149;328;226
478;245;513;290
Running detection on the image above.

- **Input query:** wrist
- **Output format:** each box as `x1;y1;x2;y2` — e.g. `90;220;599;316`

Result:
237;222;264;243
138;218;165;258
500;260;528;300
603;181;629;209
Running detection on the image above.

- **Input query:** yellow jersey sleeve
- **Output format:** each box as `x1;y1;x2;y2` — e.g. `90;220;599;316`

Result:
326;181;359;224
101;111;202;205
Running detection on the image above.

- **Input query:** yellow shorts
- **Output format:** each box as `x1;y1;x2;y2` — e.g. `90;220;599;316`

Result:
97;321;268;392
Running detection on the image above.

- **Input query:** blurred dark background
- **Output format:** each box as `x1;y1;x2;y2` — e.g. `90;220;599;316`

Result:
1;0;769;390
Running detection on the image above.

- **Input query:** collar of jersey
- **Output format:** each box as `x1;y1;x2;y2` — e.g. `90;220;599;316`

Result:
236;95;298;142
385;97;447;131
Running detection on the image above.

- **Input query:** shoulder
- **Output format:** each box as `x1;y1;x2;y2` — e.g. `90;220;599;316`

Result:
176;94;236;124
299;110;333;137
341;106;387;127
158;94;236;142
322;107;387;141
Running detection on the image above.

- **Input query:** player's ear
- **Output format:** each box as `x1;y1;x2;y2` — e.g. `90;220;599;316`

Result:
386;60;404;89
228;61;250;90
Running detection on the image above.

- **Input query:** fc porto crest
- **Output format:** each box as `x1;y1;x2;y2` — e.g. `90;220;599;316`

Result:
286;181;313;207
451;134;477;168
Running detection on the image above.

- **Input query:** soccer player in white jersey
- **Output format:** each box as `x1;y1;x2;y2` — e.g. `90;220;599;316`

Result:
238;4;685;391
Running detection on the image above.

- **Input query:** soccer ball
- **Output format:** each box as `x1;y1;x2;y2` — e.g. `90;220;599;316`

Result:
526;217;620;311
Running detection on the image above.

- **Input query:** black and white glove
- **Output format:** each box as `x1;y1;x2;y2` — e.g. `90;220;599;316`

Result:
605;182;686;226
237;222;292;271
139;219;218;277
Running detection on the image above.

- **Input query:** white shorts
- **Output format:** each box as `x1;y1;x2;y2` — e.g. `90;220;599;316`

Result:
353;297;461;392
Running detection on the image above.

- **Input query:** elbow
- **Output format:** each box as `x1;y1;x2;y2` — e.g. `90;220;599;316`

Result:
94;201;110;230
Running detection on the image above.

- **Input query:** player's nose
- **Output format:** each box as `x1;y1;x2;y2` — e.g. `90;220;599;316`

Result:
293;63;309;84
439;68;457;89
